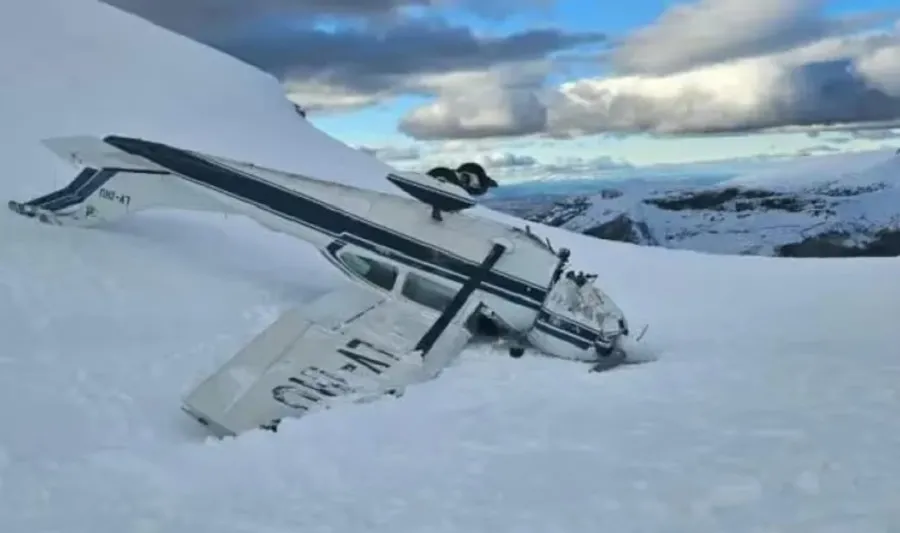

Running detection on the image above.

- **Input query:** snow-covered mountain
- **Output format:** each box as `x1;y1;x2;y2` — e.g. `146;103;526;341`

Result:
487;150;900;257
2;1;900;532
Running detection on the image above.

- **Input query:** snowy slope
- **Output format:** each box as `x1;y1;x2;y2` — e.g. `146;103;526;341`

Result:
488;150;900;256
0;0;398;203
726;150;900;190
2;1;900;532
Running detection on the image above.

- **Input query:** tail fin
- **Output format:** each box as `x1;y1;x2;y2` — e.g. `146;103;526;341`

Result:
9;136;232;226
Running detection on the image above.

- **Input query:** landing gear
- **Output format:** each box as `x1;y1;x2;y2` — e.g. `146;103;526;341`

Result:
426;162;498;197
589;324;651;373
589;347;626;373
505;331;528;359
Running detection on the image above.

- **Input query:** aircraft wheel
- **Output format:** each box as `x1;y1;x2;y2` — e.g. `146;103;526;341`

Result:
456;161;486;178
457;162;497;196
426;166;458;183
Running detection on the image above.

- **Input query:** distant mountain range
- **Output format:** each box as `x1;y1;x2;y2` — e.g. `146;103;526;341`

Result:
485;149;900;257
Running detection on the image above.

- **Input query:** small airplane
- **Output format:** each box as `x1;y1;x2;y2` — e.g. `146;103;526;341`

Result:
9;134;649;438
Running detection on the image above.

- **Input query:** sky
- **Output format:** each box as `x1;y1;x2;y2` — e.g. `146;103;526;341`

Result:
104;0;900;180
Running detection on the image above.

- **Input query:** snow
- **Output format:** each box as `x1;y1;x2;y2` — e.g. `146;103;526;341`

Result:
489;150;900;256
725;149;900;190
0;0;397;204
2;0;900;531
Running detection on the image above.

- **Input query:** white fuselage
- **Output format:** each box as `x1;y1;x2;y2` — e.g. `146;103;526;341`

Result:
30;133;617;363
200;154;563;333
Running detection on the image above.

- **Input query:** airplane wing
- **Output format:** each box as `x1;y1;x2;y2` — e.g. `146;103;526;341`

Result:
183;242;508;437
181;284;476;437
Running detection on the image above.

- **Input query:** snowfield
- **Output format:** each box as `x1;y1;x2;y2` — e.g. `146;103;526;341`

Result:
2;0;900;532
488;150;900;257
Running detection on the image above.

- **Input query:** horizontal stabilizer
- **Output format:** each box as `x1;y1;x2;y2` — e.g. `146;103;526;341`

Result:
8;166;99;221
41;135;169;172
8;136;235;227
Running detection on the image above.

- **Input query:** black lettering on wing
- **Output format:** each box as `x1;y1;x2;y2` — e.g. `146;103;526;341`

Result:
338;347;392;374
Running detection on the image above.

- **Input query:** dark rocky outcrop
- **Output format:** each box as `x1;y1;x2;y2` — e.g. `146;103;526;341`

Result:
777;229;900;257
532;196;592;226
643;187;835;216
643;187;765;211
583;214;657;245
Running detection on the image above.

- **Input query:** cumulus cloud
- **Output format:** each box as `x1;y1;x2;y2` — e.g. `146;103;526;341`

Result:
105;1;601;114
547;48;900;136
252;24;602;113
397;62;558;138
855;36;900;95
104;0;439;37
399;72;550;139
610;0;887;75
107;0;900;142
105;0;555;36
846;128;900;140
478;152;538;167
399;0;900;140
224;22;601;82
542;155;631;173
795;144;841;156
358;144;421;161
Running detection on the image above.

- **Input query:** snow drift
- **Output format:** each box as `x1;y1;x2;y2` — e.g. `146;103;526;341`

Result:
2;0;900;532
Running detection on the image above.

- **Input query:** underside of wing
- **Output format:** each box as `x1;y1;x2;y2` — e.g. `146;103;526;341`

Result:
183;240;509;438
181;285;471;437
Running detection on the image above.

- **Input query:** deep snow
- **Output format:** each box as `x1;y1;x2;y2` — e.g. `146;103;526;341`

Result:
2;1;900;532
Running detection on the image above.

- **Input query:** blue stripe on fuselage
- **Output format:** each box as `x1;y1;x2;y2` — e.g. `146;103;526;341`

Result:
103;135;549;308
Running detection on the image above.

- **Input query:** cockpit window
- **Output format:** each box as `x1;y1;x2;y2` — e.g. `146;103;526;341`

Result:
339;251;398;291
401;272;456;311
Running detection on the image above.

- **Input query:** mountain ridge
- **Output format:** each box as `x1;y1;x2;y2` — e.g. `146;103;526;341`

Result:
486;149;900;257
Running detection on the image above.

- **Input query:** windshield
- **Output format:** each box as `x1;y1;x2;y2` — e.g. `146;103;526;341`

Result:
544;273;626;336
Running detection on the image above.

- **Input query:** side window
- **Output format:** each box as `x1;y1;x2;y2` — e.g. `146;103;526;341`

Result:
340;252;398;291
401;272;456;312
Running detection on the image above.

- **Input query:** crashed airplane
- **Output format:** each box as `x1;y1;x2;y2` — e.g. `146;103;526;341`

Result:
9;135;648;437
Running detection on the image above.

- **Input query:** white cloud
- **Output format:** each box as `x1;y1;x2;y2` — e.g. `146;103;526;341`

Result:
357;144;421;161
610;0;882;75
854;23;900;96
478;152;537;167
547;29;900;136
542;155;632;173
286;81;390;112
399;0;900;140
398;63;550;139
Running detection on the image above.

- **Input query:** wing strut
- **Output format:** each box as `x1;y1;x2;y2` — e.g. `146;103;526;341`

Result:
414;242;507;356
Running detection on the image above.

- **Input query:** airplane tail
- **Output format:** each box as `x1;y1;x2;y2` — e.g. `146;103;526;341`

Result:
8;136;232;226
